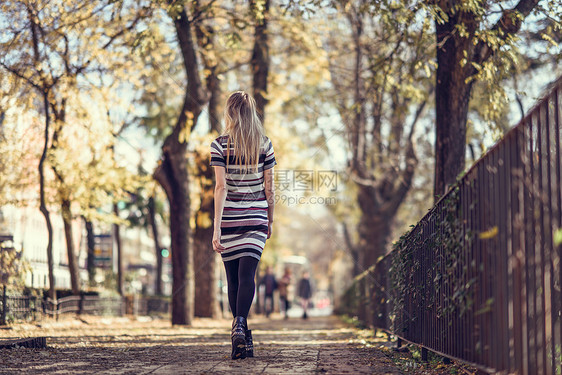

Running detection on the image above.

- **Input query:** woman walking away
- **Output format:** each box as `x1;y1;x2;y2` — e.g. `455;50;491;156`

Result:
211;91;277;360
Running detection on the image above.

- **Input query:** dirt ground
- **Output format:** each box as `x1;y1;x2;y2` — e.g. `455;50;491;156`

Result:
0;314;474;374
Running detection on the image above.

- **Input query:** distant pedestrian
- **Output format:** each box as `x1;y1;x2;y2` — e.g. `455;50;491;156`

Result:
298;271;313;319
278;267;292;319
211;91;277;360
259;266;277;317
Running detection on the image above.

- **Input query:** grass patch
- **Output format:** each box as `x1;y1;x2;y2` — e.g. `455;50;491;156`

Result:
340;314;369;330
373;341;478;374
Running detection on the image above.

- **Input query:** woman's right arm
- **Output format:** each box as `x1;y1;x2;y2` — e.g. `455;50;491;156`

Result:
264;167;275;239
212;166;227;253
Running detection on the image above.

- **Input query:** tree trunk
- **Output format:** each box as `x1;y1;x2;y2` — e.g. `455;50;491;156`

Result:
357;209;394;271
193;226;218;317
113;203;124;296
148;196;163;295
251;0;270;121
49;102;81;295
207;71;221;133
250;0;270;315
39;91;55;302
342;222;361;277
83;216;96;286
60;198;80;295
155;150;194;324
355;166;416;271
193;10;221;317
194;17;221;134
333;4;421;275
433;17;473;200
193;154;219;318
154;3;207;325
50;100;82;295
432;0;539;200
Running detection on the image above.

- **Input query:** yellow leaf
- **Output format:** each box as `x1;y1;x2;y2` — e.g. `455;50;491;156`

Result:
554;228;562;246
178;122;191;144
479;226;498;240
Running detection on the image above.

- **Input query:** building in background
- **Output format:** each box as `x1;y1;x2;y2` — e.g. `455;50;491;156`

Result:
0;204;171;295
0;205;74;290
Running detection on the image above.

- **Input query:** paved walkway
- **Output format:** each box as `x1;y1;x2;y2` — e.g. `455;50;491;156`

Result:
0;314;402;374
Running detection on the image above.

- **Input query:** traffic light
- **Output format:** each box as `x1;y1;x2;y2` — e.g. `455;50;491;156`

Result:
161;248;169;258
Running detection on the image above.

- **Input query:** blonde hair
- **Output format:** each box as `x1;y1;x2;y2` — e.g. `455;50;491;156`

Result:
224;91;265;173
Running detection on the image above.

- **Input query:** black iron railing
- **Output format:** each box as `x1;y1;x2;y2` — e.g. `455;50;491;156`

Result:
0;292;170;324
341;77;562;374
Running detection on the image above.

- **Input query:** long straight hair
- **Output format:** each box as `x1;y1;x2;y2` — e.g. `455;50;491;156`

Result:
224;91;265;173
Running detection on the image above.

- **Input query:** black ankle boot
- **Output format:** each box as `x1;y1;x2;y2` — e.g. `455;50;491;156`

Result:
245;329;254;357
231;316;247;360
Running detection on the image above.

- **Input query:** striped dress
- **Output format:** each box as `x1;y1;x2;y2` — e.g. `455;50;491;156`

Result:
210;135;277;262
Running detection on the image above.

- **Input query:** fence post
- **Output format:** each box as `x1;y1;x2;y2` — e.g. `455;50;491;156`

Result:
1;285;6;325
133;293;139;316
421;347;428;362
79;294;84;315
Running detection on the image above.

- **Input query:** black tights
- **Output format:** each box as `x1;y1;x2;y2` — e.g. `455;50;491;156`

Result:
223;257;259;319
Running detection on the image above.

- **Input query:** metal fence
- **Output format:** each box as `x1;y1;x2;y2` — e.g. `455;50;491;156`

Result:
1;292;42;323
1;292;170;324
42;295;127;317
341;77;562;374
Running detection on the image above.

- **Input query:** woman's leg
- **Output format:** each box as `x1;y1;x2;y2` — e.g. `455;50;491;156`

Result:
223;259;240;318
302;298;309;319
281;297;289;318
236;256;259;319
264;294;272;317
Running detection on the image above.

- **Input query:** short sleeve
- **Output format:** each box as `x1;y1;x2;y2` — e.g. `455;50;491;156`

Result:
263;138;277;171
210;138;226;167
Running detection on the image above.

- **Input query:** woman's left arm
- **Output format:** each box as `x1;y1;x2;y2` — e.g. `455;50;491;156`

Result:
212;166;227;253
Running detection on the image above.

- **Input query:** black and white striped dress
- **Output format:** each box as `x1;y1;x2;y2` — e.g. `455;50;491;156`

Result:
210;135;277;262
